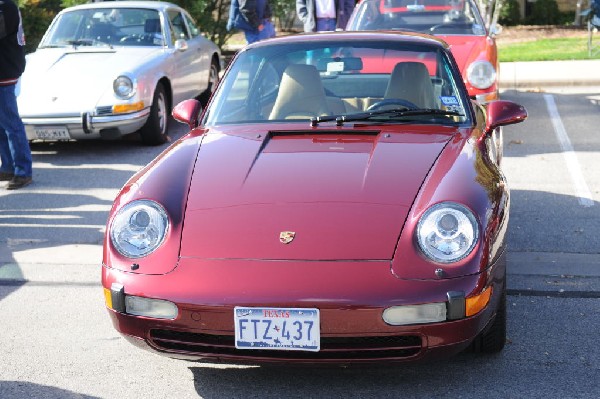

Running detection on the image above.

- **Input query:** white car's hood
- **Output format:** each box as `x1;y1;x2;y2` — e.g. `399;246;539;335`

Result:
18;47;163;116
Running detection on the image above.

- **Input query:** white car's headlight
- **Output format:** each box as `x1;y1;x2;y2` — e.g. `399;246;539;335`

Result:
113;75;136;99
466;60;496;90
416;202;479;263
110;200;169;258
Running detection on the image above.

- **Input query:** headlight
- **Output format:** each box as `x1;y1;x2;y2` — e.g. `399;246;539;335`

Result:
110;200;169;258
416;202;479;263
113;75;135;99
466;60;496;90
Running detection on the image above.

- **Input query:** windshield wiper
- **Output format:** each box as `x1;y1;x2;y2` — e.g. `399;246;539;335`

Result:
310;108;464;126
39;44;68;49
65;39;113;49
66;39;94;47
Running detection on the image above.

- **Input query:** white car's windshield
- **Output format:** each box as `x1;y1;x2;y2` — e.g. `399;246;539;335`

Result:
347;0;486;35
204;40;471;126
41;8;165;48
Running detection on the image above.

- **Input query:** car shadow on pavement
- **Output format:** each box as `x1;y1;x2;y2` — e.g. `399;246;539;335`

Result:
0;131;184;303
188;333;599;398
0;192;112;233
0;381;101;399
0;282;25;304
508;189;599;254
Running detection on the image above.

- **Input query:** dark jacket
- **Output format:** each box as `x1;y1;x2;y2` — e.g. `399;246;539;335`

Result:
227;0;272;33
0;0;26;83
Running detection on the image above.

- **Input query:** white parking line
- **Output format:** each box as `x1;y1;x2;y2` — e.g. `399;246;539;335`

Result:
543;94;594;207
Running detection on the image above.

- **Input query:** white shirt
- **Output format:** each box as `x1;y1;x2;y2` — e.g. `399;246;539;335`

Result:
315;0;336;19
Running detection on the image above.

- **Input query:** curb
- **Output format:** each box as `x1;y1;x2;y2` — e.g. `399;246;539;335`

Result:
499;59;600;89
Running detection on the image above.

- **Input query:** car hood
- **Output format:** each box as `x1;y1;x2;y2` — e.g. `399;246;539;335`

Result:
439;35;488;72
179;125;456;261
18;47;161;115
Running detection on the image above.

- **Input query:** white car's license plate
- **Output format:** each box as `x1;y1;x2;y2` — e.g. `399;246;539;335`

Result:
234;307;320;352
34;127;70;140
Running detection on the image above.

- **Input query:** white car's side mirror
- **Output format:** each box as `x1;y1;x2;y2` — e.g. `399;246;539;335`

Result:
174;39;188;51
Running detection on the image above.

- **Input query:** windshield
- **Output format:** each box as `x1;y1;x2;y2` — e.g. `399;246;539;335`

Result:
41;8;165;48
204;39;471;126
347;0;487;35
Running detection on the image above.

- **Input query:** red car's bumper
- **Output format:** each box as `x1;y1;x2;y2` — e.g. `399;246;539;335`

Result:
102;253;506;364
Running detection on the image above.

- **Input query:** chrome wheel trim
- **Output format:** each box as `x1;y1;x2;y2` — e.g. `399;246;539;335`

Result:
157;91;167;135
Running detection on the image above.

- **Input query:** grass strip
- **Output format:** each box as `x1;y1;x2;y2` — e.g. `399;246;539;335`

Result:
498;36;600;62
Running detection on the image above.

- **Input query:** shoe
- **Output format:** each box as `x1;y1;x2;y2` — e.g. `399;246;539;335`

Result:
0;171;14;181
6;175;32;190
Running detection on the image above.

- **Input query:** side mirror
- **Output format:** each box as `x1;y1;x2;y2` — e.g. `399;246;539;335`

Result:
489;23;502;37
485;100;527;134
174;39;188;51
172;99;202;130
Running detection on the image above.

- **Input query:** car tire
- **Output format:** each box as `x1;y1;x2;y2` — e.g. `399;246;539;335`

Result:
140;82;169;146
471;285;507;354
198;57;220;107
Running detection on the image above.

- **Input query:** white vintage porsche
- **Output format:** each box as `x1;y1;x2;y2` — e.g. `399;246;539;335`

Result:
17;1;222;145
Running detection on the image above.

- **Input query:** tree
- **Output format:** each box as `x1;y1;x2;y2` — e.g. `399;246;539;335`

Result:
169;0;233;48
271;0;299;31
498;0;521;26
18;0;64;53
527;0;561;25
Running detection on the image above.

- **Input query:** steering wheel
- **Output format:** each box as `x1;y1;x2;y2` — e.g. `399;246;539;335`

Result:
366;98;419;112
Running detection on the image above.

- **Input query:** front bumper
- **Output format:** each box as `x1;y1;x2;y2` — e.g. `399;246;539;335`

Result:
22;108;150;141
102;254;506;364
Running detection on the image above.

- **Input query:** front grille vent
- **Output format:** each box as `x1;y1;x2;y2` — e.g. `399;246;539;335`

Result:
149;329;422;361
96;106;113;115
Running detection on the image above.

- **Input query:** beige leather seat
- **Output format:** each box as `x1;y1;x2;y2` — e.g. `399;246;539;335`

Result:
269;64;331;120
384;62;436;109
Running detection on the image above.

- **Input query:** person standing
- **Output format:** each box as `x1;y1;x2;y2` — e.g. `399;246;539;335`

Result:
0;0;32;190
296;0;355;32
227;0;276;45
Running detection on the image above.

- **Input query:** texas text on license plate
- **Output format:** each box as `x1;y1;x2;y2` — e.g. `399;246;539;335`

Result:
234;307;320;351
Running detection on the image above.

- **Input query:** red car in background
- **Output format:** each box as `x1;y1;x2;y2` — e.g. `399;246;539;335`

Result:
346;0;499;103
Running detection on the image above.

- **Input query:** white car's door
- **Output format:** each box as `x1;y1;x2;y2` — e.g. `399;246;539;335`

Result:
183;12;216;96
166;8;209;105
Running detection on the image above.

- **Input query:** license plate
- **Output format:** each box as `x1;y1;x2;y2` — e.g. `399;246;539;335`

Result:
34;127;70;140
234;307;320;352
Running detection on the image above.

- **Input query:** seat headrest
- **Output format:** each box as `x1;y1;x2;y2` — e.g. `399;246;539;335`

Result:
268;64;331;120
144;19;161;34
385;62;436;109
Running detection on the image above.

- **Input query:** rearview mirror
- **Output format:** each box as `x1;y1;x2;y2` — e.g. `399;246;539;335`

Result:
485;100;527;133
316;57;363;72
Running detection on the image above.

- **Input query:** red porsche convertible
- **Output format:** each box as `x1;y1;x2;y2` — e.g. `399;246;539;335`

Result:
346;0;500;103
102;31;526;364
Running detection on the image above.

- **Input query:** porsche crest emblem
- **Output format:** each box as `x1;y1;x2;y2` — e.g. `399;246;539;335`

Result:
279;231;296;244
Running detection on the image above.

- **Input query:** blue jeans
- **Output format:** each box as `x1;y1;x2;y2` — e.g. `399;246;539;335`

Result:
244;20;276;44
0;84;32;177
316;18;336;32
